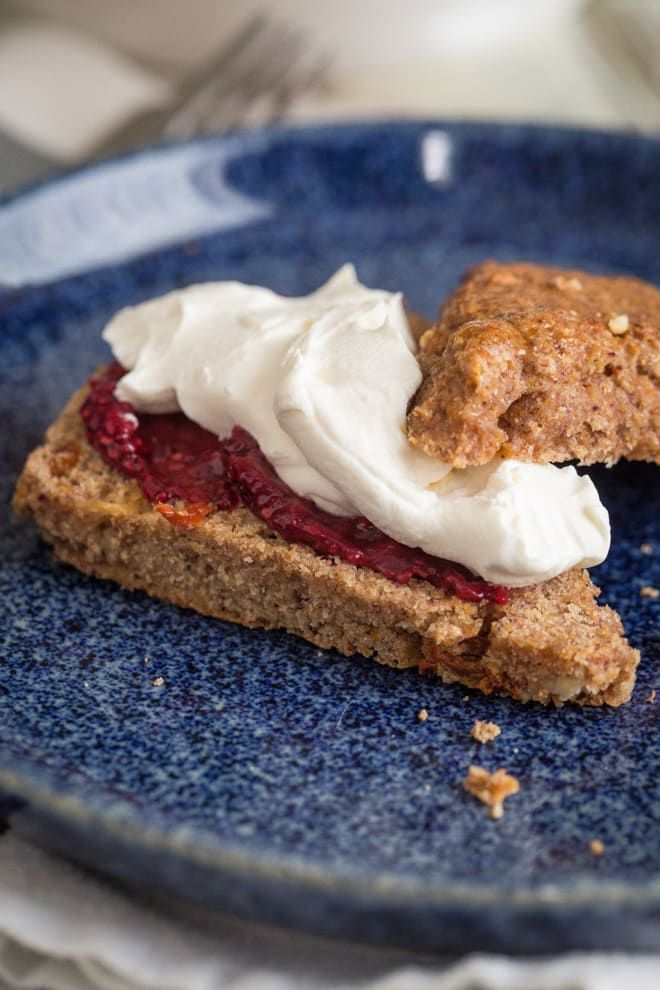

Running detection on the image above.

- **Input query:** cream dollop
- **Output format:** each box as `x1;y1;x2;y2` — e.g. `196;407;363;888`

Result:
104;265;610;586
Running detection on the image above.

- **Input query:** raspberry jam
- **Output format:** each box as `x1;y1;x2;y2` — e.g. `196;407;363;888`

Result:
81;365;238;510
81;365;507;605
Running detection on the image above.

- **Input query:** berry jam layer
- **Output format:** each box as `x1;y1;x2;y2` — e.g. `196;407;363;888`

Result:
81;364;507;605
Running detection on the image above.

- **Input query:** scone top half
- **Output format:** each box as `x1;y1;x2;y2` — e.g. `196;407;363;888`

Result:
406;261;660;468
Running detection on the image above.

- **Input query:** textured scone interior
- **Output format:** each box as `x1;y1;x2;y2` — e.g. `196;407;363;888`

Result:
407;261;660;468
13;381;640;707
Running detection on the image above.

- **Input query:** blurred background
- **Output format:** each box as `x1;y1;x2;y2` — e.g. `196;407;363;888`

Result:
0;0;659;193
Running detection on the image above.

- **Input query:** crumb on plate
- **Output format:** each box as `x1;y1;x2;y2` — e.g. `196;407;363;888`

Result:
417;708;429;722
152;676;165;687
463;765;519;820
471;719;501;743
589;838;605;856
640;586;659;599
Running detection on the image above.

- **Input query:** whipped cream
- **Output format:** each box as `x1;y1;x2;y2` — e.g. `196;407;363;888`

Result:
104;265;610;586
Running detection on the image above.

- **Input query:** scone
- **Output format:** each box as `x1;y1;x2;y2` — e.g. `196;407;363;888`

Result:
13;266;641;707
407;260;660;468
13;379;638;707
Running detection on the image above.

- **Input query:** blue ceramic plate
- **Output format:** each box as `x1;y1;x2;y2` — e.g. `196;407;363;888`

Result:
1;122;659;953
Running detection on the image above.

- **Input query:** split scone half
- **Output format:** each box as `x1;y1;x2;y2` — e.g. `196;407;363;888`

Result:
14;263;658;705
13;382;639;709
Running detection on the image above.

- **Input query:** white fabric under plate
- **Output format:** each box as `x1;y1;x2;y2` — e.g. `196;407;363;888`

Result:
1;833;660;990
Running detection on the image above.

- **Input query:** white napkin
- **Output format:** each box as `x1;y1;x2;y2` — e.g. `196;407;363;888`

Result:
1;831;660;990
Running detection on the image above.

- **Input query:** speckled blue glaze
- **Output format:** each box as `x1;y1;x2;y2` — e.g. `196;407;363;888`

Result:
0;122;659;953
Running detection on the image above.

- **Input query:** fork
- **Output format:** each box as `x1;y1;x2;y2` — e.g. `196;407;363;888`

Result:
0;13;329;193
92;14;330;159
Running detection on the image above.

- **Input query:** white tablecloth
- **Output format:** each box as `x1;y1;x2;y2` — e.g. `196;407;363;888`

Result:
2;832;660;990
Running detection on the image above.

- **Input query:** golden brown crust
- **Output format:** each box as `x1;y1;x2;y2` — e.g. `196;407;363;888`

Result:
12;381;639;707
406;261;660;467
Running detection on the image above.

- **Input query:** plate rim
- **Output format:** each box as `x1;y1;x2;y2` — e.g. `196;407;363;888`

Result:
2;117;660;944
2;115;660;214
3;751;660;912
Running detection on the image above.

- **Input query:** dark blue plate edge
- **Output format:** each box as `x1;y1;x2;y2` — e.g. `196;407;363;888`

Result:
1;116;659;294
2;117;658;207
2;753;660;911
5;763;660;954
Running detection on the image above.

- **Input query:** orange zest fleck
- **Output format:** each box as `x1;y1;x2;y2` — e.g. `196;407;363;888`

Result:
155;501;214;528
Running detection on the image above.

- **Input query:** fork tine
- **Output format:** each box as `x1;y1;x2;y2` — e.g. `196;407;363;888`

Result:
160;16;296;138
162;20;321;139
166;13;269;113
265;50;332;124
204;48;331;132
93;14;319;156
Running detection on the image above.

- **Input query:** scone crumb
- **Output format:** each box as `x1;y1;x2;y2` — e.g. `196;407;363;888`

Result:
463;765;519;820
608;313;629;335
589;838;605;856
640;543;654;555
640;586;660;599
471;719;501;743
417;708;429;722
152;676;165;687
647;690;656;703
